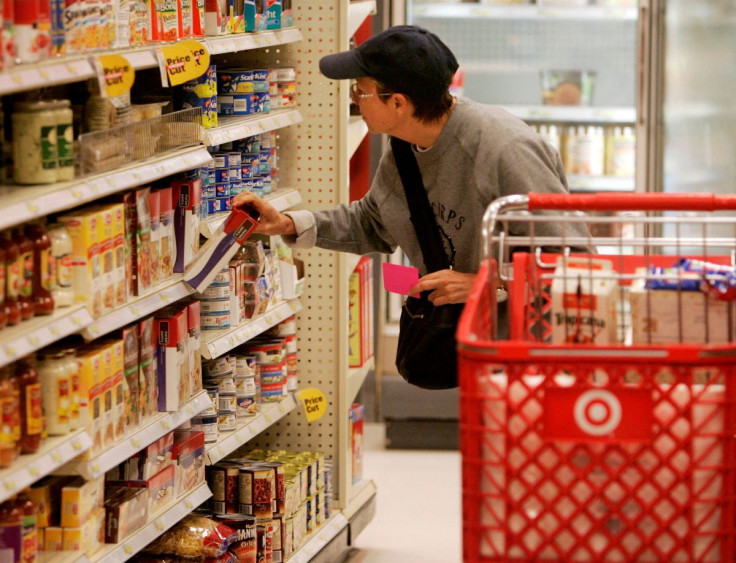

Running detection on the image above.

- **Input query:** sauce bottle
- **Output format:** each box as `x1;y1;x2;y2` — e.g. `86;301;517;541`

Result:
63;348;80;431
0;244;7;329
0;233;21;325
11;228;34;320
0;367;18;467
16;358;42;454
24;223;54;315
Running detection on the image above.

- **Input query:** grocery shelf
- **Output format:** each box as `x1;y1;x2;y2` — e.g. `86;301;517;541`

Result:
347;116;369;160
90;482;212;563
58;391;212;481
0;429;92;504
0;305;93;370
347;357;374;405
37;553;90;563
0;146;212;233
568;174;635;193
502;104;636;124
201;299;303;359
288;513;350;563
0;31;303;97
80;277;195;341
200;188;303;238
204;108;304;146
348;1;377;39
204;27;303;55
345;478;377;520
205;393;299;465
411;3;637;20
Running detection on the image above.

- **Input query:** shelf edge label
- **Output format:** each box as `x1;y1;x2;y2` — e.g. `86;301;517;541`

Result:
92;54;135;98
158;40;211;87
300;388;327;422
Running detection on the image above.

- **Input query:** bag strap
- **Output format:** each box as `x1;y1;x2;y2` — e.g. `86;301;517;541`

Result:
390;136;450;273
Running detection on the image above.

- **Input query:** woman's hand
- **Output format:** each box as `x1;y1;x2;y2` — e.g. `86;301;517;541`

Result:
232;191;297;236
409;270;476;306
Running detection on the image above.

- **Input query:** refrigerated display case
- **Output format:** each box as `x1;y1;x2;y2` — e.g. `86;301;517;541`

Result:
406;1;639;193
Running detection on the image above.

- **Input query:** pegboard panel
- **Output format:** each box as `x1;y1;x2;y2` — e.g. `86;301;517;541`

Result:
227;1;357;509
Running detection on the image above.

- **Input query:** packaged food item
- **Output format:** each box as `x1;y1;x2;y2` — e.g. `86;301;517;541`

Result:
16;358;42;455
50;100;74;181
143;515;237;559
0;233;22;325
38;350;70;436
104;487;149;543
12;101;58;184
12;227;34;320
47;223;74;308
60;476;105;528
154;306;191;411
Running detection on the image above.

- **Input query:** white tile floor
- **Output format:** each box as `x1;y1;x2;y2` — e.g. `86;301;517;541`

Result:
344;422;463;563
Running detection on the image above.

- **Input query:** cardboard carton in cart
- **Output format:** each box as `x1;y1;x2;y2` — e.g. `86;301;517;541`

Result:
459;192;736;562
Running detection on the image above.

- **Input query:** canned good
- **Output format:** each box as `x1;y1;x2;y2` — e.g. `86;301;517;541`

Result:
203;357;233;377
206;197;232;215
200;298;231;314
201;283;231;299
203;389;218;416
218;94;253;116
212;153;231;168
201;311;231;330
192;415;218;443
218;411;237;432
218;69;255;93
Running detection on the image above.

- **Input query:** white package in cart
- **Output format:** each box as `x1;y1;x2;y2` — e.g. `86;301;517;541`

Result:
550;257;618;344
630;275;736;345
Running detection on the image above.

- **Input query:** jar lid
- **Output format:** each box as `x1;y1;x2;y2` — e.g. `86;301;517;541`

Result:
13;100;56;113
14;0;39;25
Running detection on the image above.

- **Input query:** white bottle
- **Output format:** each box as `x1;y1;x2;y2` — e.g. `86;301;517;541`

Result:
38;351;71;436
536;124;561;154
605;126;636;177
47;224;74;307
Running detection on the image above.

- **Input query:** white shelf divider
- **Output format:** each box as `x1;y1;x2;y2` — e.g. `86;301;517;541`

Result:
347;117;369;160
59;391;212;481
347;1;377;39
205;393;299;465
411;3;637;21
287;513;350;563
0;305;93;370
91;482;212;563
344;478;377;520
201;299;303;360
0;429;92;504
81;277;195;341
200;188;302;238
0;146;212;233
204;108;303;146
501;105;636;124
347;357;374;405
205;27;303;54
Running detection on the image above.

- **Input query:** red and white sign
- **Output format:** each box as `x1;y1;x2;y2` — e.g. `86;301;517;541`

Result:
544;387;653;441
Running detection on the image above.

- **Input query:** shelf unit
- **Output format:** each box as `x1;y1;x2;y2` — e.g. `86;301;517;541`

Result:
200;187;303;237
90;482;212;563
37;553;89;563
58;391;212;481
502;105;636;124
0;29;303;96
0;430;92;504
204;108;304;146
0;305;93;369
0;146;213;232
205;393;300;465
201;299;303;359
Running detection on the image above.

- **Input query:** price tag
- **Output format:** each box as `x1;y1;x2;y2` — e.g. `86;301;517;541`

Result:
4;346;16;358
300;388;327;422
28;465;39;477
51;452;62;463
158;40;211;87
124;545;133;554
4;480;15;491
27;202;39;213
92;54;135;98
155;520;164;531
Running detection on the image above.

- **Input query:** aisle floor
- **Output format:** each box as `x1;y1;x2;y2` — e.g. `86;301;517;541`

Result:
344;422;463;563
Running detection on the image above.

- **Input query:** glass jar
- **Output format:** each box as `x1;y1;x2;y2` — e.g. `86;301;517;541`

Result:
50;100;74;181
38;351;70;436
0;367;19;467
47;223;74;307
24;222;55;315
12;101;58;185
63;348;81;431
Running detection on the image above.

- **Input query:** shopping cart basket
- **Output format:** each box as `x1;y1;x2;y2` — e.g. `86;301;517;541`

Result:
458;192;736;562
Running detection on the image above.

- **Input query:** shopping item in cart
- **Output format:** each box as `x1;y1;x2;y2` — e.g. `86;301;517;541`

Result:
459;192;736;562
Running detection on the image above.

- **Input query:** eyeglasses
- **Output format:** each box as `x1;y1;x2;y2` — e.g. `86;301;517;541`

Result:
350;83;392;103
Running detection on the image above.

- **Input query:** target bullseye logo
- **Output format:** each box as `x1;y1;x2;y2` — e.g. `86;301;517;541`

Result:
573;390;622;436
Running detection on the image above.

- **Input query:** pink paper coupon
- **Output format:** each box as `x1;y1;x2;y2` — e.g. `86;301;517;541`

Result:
382;262;420;297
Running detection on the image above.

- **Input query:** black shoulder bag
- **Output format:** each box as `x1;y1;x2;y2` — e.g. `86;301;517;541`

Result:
391;137;464;390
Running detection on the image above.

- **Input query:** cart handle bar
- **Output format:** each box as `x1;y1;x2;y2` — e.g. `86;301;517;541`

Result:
528;192;736;211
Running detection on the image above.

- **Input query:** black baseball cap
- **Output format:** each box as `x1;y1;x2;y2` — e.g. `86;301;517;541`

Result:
319;25;459;101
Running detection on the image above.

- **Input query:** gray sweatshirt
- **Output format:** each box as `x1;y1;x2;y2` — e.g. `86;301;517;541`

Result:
285;97;581;275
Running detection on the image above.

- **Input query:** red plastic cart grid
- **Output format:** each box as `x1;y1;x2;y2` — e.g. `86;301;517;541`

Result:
458;192;736;562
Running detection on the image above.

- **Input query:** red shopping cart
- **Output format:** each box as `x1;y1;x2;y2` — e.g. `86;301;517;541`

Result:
458;192;736;562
